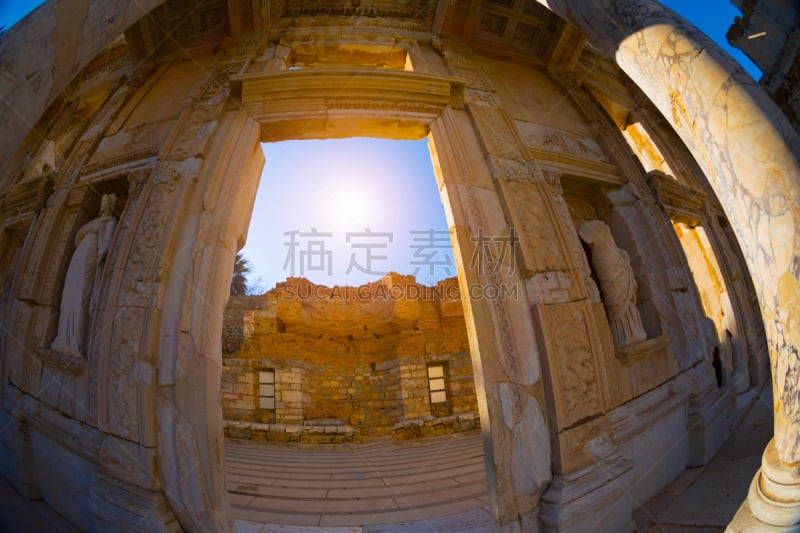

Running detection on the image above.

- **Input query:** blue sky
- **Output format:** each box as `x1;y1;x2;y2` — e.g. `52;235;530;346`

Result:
0;1;763;290
660;0;760;79
0;1;45;31
243;139;452;290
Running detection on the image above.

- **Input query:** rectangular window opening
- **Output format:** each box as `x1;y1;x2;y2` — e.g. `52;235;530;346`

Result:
258;369;276;422
427;363;450;417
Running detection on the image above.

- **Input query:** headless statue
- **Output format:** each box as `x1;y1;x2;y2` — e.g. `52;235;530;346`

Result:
578;220;647;348
51;194;117;357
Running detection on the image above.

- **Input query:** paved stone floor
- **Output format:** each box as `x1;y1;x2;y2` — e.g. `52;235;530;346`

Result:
226;430;492;531
0;388;773;532
632;386;773;533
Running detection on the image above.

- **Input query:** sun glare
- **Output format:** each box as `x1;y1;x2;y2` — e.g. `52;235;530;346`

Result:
322;172;374;230
242;138;454;290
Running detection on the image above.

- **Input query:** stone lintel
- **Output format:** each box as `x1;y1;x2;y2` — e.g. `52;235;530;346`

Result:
232;67;465;139
0;174;53;237
532;153;622;186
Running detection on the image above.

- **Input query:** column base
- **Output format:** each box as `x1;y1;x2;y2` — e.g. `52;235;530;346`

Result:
738;439;800;528
728;492;796;532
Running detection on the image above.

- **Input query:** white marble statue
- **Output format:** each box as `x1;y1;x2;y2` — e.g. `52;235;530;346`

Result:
51;194;117;357
578;220;647;348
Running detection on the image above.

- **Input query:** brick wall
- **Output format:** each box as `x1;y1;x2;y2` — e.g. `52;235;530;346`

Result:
221;274;479;438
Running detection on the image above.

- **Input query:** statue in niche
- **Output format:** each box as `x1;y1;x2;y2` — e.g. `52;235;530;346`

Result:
578;220;647;348
50;194;117;357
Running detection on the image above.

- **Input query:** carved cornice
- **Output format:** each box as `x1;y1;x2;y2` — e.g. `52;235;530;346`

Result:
528;147;621;186
646;170;706;227
0;174;53;237
79;150;158;182
232;67;464;137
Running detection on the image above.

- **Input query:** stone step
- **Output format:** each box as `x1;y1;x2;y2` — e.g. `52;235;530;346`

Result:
225;431;489;528
225;449;484;474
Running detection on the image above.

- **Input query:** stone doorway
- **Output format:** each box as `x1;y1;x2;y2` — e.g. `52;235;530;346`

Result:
218;136;490;527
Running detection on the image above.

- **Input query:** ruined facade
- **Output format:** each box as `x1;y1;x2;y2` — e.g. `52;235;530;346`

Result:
0;1;798;532
221;275;480;442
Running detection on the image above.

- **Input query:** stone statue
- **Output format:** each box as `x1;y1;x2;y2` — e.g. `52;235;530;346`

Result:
578;220;647;348
51;194;117;357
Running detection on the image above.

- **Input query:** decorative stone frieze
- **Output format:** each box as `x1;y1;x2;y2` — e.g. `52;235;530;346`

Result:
646;169;706;227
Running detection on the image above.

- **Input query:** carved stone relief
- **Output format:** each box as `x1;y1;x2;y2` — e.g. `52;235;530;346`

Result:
517;122;609;162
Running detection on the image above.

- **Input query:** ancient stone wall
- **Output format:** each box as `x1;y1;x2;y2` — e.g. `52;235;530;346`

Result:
221;274;478;439
222;295;265;354
0;1;785;530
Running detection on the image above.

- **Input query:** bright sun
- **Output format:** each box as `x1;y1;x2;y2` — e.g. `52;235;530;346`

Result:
243;137;454;289
322;171;375;230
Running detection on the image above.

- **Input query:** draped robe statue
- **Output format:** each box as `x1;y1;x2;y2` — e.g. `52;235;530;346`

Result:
51;194;117;357
578;220;647;348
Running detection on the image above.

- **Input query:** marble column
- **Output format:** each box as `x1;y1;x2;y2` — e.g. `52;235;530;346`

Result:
535;0;800;527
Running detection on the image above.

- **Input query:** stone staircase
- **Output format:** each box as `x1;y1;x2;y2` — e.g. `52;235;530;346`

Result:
225;430;491;529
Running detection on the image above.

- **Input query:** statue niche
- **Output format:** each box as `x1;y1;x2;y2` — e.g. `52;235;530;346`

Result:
50;193;117;357
578;220;647;349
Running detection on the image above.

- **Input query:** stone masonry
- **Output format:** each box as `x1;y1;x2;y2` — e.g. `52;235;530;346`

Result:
221;274;479;441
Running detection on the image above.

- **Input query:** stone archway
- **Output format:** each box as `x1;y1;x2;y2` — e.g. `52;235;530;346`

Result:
0;1;796;531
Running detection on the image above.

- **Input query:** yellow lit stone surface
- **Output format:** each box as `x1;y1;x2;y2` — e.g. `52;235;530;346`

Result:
0;0;793;531
220;275;478;437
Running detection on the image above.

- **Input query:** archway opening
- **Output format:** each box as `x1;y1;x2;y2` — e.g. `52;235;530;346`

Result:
220;137;490;528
